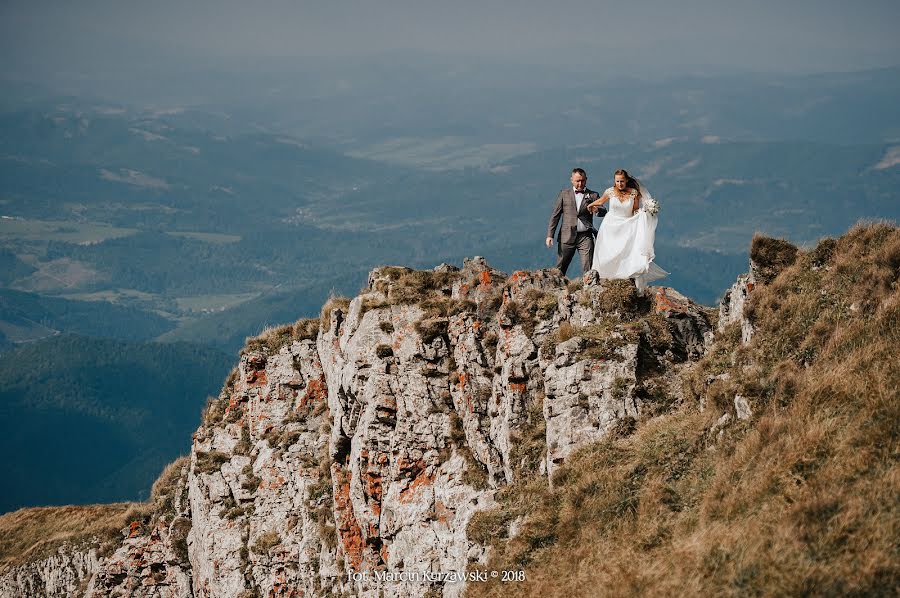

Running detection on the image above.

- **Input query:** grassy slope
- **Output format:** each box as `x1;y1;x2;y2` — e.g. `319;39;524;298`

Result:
468;222;899;597
0;503;143;571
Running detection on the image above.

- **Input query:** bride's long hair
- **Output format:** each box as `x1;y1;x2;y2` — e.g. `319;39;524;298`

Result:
614;169;640;192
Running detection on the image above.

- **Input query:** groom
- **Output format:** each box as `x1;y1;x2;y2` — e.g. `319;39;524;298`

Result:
545;167;607;277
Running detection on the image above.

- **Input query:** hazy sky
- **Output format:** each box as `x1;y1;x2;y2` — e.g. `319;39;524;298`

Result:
2;0;899;77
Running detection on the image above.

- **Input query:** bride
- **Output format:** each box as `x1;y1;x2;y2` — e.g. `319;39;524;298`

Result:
586;169;668;291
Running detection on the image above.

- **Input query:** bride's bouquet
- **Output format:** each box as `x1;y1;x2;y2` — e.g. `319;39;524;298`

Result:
642;197;660;216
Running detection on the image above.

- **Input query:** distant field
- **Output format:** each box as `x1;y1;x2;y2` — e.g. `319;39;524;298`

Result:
12;258;106;292
0;218;241;246
57;288;160;303
174;292;259;313
0;217;137;243
166;231;241;244
346;136;536;169
58;288;260;318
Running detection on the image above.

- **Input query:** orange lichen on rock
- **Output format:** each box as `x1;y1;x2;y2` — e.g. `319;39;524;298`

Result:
654;287;689;314
299;375;327;409
332;463;365;571
270;570;300;598
362;471;383;514
434;500;453;526
246;369;268;388
128;521;142;538
509;382;527;393
223;395;243;419
479;271;492;287
399;467;435;503
261;474;286;490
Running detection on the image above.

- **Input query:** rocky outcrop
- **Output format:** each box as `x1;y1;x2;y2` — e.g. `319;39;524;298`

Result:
1;258;716;598
719;271;755;343
187;336;336;598
84;460;193;597
721;234;801;346
0;544;99;598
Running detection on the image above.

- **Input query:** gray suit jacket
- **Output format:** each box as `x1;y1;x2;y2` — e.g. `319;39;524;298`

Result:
547;187;607;247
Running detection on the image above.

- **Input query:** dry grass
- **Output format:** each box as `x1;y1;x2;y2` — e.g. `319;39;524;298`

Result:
251;530;281;555
540;316;638;363
149;455;189;520
502;289;558;336
200;393;228;427
224;365;239;390
414;317;450;343
194;450;231;474
242;317;320;356
469;222;900;597
750;233;799;284
0;502;148;571
508;394;547;479
363;269;472;343
593;279;647;315
320;295;351;330
540;280;673;365
0;456;195;573
372;268;460;305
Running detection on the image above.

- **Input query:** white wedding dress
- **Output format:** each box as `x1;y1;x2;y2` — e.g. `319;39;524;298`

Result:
590;182;668;291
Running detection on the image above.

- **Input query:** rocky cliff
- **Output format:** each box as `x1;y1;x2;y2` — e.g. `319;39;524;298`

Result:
6;223;898;597
1;255;736;598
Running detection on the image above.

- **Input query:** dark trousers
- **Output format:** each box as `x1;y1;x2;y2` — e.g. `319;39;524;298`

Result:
556;230;595;277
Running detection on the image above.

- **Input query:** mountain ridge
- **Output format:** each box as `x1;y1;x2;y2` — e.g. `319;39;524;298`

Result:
0;221;897;597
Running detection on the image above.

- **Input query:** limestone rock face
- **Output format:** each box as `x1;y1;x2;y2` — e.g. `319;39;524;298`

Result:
187;338;336;598
654;287;715;360
84;463;193;597
315;258;516;597
2;260;716;598
0;544;99;598
719;265;756;344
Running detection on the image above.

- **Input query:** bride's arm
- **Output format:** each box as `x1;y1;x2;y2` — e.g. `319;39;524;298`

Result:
587;193;609;211
632;192;641;215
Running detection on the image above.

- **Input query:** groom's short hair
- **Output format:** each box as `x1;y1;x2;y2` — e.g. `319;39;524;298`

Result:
572;167;587;177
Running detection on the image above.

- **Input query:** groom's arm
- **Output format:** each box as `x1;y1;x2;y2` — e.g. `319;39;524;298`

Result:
546;190;564;246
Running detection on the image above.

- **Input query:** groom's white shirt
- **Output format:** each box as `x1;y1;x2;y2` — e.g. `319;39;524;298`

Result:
573;187;589;232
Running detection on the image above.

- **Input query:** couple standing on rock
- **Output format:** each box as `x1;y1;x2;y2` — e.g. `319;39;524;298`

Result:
546;167;668;291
